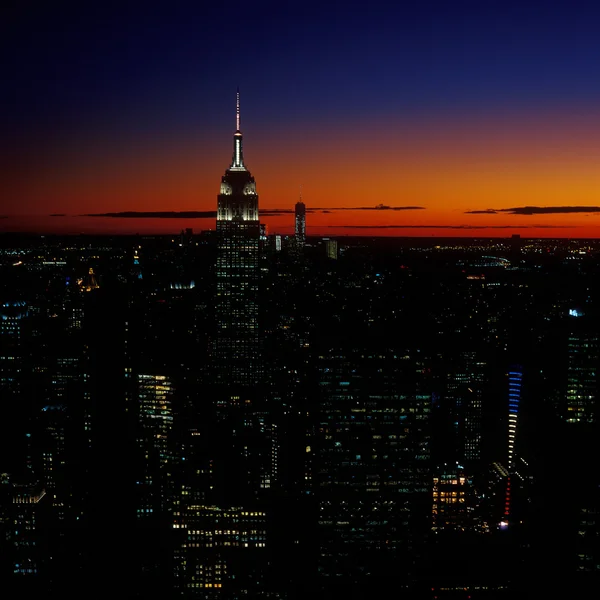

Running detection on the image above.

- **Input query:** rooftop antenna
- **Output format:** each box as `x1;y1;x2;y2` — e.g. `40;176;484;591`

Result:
236;87;240;131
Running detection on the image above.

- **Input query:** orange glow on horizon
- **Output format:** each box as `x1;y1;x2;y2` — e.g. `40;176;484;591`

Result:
5;109;600;237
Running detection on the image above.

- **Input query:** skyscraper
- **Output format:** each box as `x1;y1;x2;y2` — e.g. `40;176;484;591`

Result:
325;239;338;260
565;310;598;424
314;346;431;593
295;197;306;249
214;90;260;391
174;92;276;597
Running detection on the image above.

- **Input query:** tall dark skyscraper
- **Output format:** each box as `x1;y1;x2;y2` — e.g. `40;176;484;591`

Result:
314;347;431;593
214;91;260;392
295;197;306;249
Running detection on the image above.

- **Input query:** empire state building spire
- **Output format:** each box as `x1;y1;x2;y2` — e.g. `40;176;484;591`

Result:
215;90;260;390
230;88;245;171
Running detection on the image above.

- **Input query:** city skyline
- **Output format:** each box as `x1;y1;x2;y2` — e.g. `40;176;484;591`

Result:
5;2;600;237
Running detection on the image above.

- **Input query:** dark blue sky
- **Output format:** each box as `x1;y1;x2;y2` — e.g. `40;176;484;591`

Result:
5;1;600;142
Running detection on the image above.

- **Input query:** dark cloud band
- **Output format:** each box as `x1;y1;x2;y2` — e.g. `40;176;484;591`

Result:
322;224;573;230
466;206;600;215
80;206;426;219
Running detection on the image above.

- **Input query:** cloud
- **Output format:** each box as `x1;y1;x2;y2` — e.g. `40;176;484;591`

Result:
82;206;426;219
49;213;66;217
83;211;218;218
318;205;425;211
323;224;573;229
260;210;294;216
466;206;600;215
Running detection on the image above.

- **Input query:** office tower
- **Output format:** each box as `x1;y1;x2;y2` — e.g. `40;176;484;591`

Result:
437;351;486;467
174;505;268;595
135;374;174;519
295;199;306;249
173;92;275;597
325;239;338;259
565;310;598;424
0;301;27;397
214;90;260;391
314;347;431;593
6;478;46;580
0;301;28;473
431;466;484;533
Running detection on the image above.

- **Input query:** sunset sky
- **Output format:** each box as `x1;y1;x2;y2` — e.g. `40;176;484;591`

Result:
4;1;600;237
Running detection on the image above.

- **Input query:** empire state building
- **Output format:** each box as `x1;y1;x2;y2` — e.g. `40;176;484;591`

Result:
214;91;260;391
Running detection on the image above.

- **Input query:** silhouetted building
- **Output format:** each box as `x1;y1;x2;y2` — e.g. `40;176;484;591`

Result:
510;234;522;264
439;351;486;468
314;347;431;593
295;200;306;249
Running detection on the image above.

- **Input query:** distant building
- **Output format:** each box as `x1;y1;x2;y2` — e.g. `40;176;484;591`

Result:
0;301;27;398
7;479;46;577
132;246;142;280
325;239;338;260
565;310;598;424
295;200;306;249
79;268;99;292
432;465;485;533
510;234;522;264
